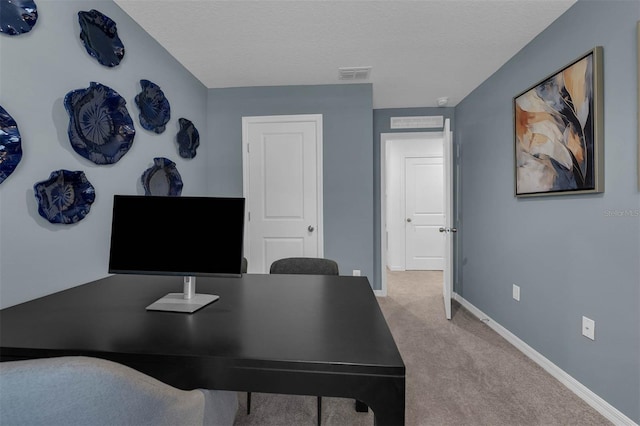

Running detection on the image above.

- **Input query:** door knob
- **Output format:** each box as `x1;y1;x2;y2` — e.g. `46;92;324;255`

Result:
451;228;457;233
308;225;314;232
439;227;446;232
406;218;412;223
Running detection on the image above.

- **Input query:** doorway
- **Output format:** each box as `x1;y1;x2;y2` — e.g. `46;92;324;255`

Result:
242;114;324;273
380;130;451;301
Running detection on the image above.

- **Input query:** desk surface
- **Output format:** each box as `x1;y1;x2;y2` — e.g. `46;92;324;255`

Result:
1;274;405;425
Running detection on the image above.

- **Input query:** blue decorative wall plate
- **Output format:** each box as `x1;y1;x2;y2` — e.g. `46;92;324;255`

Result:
64;82;135;165
0;0;38;36
34;170;96;224
141;157;183;196
135;79;171;134
176;118;199;159
0;105;23;185
78;9;124;67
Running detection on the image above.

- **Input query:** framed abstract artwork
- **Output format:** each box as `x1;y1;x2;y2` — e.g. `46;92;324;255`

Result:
514;46;603;197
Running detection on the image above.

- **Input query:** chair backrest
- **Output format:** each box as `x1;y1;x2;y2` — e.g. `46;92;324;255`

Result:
0;356;238;426
269;257;339;275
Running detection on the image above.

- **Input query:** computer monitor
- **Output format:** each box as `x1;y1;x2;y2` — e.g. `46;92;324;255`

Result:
108;194;245;313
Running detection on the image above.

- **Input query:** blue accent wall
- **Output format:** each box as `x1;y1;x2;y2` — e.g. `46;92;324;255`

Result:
0;0;208;308
455;0;639;421
206;84;374;280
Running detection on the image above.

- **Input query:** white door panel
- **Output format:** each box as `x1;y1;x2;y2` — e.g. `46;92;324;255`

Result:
405;157;444;270
242;115;323;273
263;132;304;218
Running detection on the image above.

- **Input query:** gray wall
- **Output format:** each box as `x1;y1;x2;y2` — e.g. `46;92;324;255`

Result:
0;0;208;308
206;84;374;280
455;0;639;421
372;108;455;290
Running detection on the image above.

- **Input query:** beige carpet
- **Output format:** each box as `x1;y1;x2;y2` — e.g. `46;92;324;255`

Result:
233;271;610;425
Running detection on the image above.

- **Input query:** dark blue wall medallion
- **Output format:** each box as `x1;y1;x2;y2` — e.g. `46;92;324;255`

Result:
141;157;183;196
0;105;23;185
64;82;135;165
34;169;96;224
135;79;171;134
0;0;38;36
176;118;199;159
78;9;124;67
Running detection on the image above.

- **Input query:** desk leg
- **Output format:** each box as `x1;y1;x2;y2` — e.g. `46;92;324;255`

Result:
359;376;405;426
355;400;369;412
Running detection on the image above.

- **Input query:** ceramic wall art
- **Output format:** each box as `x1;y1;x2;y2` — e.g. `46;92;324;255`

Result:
176;118;199;159
78;9;124;67
64;82;135;165
135;79;171;134
0;0;37;36
0;105;23;185
141;157;183;196
34;169;96;224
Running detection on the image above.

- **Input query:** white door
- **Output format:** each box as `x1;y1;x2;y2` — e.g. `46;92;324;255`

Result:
242;115;323;273
405;157;444;270
441;119;454;320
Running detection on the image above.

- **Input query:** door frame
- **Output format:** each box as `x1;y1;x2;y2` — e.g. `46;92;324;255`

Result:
379;131;451;297
242;114;324;271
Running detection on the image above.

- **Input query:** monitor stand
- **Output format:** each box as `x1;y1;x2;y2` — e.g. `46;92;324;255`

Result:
146;276;219;313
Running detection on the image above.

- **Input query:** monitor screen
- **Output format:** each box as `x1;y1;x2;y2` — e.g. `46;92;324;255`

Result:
108;195;245;277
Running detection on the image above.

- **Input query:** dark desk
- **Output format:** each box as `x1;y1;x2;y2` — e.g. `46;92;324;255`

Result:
0;274;405;425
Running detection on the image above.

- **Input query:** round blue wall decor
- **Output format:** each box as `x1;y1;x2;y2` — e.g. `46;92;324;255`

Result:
34;169;96;224
64;82;135;165
176;118;199;159
78;9;124;67
0;0;38;36
141;157;183;196
135;79;171;134
0;105;23;185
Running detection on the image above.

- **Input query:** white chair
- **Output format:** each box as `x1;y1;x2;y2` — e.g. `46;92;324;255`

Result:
0;356;238;426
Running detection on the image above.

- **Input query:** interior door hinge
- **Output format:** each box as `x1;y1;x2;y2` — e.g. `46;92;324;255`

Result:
246;144;250;153
247;211;250;221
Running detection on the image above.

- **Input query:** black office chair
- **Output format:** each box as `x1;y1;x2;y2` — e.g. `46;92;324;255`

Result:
246;257;339;426
269;257;339;275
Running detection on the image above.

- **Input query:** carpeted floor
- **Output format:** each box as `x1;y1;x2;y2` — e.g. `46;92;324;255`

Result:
233;270;610;426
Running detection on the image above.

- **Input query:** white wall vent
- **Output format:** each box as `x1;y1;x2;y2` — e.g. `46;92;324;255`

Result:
390;115;444;129
338;66;372;80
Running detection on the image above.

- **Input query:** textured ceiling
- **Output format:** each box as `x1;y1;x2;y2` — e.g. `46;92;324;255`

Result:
114;0;576;109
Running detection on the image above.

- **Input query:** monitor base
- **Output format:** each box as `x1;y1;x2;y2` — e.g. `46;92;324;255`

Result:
146;293;219;313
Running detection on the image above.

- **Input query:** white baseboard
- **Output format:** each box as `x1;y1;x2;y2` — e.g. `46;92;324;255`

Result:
452;293;638;426
387;266;404;272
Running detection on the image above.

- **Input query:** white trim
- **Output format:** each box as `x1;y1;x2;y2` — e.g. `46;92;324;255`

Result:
242;114;324;268
452;293;638;426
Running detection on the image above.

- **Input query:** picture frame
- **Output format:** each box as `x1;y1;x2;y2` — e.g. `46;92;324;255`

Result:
514;46;604;197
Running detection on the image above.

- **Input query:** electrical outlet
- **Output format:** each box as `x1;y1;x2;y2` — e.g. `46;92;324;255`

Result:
512;284;520;301
582;316;595;340
352;269;361;276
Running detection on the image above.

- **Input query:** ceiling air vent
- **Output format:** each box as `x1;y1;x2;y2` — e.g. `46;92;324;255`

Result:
338;66;372;80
